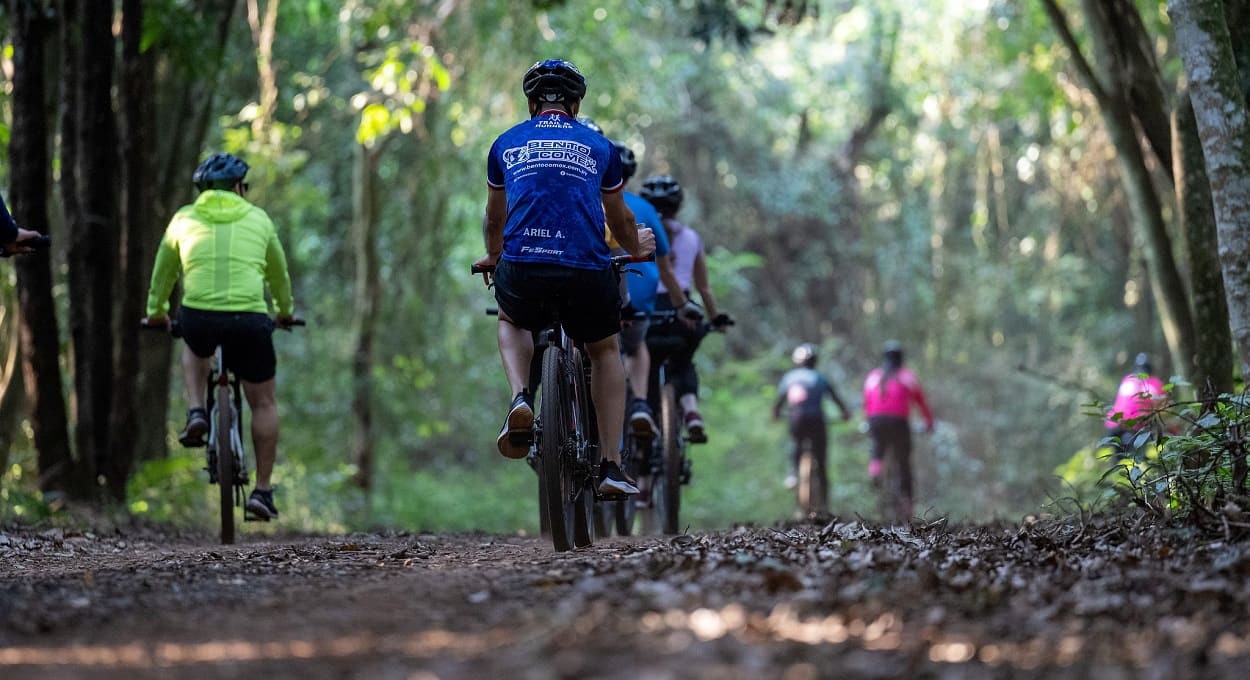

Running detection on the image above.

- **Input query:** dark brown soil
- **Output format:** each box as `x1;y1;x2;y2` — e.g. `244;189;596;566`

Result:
3;513;1249;678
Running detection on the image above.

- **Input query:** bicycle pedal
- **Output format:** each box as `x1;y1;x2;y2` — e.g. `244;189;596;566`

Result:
243;514;271;523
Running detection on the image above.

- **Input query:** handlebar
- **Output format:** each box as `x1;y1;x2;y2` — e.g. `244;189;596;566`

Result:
0;234;51;257
140;316;305;338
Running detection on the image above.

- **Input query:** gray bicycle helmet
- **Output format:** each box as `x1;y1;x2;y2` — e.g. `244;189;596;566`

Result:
522;58;587;103
613;142;638;182
192;153;249;192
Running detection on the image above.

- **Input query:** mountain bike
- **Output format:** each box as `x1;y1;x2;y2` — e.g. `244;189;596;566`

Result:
142;317;303;544
865;418;920;524
473;254;650;551
594;410;640;537
793;428;829;516
637;309;733;535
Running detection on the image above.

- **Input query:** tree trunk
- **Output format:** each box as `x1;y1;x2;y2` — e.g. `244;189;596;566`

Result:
137;0;237;464
104;0;156;501
1173;94;1233;397
0;306;24;475
9;0;74;496
1170;0;1250;378
1042;0;1196;377
246;0;281;139
351;142;385;492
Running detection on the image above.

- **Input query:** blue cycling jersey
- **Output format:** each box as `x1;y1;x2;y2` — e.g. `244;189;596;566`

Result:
487;110;623;270
623;191;668;313
0;193;17;244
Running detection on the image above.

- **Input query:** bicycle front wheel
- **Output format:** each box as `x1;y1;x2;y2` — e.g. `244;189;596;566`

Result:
215;388;236;545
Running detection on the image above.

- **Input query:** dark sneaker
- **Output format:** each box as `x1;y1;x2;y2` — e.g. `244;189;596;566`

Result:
597;459;639;497
245;488;279;521
629;399;658;440
179;408;209;448
496;391;534;459
684;410;707;443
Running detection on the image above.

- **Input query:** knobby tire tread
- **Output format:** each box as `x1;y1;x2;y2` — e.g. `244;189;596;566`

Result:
216;384;235;545
660;383;682;535
540;346;574;552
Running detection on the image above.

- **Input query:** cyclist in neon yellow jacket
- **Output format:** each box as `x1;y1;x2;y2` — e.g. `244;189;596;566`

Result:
143;153;295;521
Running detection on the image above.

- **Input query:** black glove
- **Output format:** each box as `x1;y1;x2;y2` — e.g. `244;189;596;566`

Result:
679;300;704;322
711;313;734;329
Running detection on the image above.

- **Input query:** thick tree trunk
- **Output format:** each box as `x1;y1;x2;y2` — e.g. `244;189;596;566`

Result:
1170;0;1250;378
64;0;119;497
104;0;156;500
9;0;74;495
351;142;385;492
1173;95;1233;397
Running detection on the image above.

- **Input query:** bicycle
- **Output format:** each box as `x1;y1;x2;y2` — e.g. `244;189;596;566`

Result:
593;409;641;538
473;254;650;552
864;418;922;524
636;309;733;535
793;431;830;516
142;316;303;544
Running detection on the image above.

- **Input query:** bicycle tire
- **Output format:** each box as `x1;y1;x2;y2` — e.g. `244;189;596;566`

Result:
570;348;595;549
540;346;575;552
797;448;814;515
215;384;235;545
659;383;682;535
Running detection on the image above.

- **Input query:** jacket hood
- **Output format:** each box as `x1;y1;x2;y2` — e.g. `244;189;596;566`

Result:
193;190;254;222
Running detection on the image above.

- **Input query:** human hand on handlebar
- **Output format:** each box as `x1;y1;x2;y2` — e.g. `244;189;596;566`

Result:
275;314;304;331
679;300;704;325
2;229;50;257
139;315;170;330
473;253;500;286
632;227;656;259
710;313;734;331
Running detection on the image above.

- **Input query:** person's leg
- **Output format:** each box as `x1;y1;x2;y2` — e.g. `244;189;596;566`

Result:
182;345;210;410
241;379;278;490
586;334;626;467
811;418;829;511
498;316;535;397
786;419;802;488
867;417;885;486
898;424;915;517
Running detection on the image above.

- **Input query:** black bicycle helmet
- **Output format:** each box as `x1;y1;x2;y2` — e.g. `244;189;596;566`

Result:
640;174;683;213
883;340;904;365
192;152;249;192
577;116;603;135
792;343;817;368
522;58;587;104
613;141;638;182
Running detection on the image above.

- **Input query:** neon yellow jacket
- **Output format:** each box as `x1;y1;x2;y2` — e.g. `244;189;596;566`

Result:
145;190;294;317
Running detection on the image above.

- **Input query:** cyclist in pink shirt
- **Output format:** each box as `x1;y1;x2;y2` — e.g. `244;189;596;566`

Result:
862;340;933;518
1104;353;1168;457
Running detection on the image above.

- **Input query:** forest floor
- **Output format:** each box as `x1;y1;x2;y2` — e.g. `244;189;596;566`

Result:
2;512;1250;679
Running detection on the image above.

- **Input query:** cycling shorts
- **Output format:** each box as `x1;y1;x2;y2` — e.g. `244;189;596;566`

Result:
179;306;277;383
619;318;649;356
493;259;620;343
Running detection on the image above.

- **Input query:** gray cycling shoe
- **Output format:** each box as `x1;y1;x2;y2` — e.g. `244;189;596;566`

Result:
245;489;279;521
179;408;209;448
496;391;534;459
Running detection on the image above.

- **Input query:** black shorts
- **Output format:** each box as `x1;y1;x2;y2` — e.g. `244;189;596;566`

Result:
179;307;277;383
493;260;620;343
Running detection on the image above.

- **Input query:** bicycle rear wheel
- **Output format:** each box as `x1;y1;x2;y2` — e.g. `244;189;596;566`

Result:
215;385;235;545
570;348;595;549
658;382;683;535
540;346;576;552
614;444;638;535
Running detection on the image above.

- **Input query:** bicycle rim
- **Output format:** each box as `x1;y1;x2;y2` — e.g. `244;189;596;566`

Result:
215;387;235;545
540;346;575;551
660;383;682;535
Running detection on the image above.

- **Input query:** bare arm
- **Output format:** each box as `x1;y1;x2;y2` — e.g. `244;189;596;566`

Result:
604;191;650;258
692;249;719;319
482;189;507;260
657;254;687;307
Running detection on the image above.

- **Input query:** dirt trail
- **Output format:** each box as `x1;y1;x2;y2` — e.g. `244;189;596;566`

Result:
2;514;1249;679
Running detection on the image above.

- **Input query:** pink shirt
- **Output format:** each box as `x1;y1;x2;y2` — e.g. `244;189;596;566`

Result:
863;367;934;427
1105;374;1166;427
656;218;703;294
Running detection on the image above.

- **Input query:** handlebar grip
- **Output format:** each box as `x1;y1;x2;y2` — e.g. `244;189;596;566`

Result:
471;263;496;274
25;235;51;250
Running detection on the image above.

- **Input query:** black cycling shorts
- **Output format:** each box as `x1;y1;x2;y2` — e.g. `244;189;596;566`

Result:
179;306;277;383
493;259;621;343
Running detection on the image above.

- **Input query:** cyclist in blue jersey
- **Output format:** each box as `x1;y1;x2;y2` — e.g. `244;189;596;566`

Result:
612;141;687;439
476;59;655;497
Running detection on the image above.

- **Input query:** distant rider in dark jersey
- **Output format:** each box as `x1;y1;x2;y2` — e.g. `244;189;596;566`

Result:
774;343;852;499
476;59;655;497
